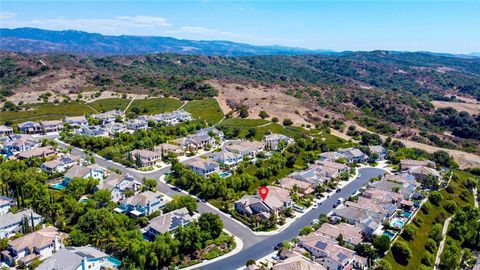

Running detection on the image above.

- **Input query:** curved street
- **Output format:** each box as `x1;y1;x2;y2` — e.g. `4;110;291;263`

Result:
54;138;385;268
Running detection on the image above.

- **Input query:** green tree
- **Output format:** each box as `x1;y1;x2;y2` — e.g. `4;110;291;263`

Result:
429;191;443;206
258;111;269;119
373;235;390;254
391;241;412;265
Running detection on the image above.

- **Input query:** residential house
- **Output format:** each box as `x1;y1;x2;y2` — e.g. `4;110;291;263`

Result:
40;120;63;133
149;110;192;125
289;167;329;186
96;173;142;202
318;151;343;162
408;166;441;182
16;146;56;160
317;223;364;246
299;234;365;270
185;157;220;176
129;149;162;167
0;126;13;136
64;116;88;127
1;226;63;267
37;245;118;270
337;148;368;163
76;125;108;137
272;255;326;270
0;196;15;216
234;186;292;219
146;207;194;237
345;197;397;221
372;174;419;200
154;143;184;157
126;119;148;130
400;159;436;170
279;177;315;196
368;145;387;160
40;154;81;173
115;191;169;217
104;122;127;135
3;135;39;153
17;121;43;134
264;133;293;150
310;164;343;179
0;209;43;239
92;110;123;124
225;140;265;158
211;150;243;166
363;188;403;206
314;160;349;174
196;127;224;140
63;165;105;186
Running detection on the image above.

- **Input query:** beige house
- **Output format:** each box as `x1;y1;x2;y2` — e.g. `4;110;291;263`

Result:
129;149;161;167
279;177;315;195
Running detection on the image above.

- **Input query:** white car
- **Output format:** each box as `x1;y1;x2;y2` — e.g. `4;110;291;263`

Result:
311;219;319;225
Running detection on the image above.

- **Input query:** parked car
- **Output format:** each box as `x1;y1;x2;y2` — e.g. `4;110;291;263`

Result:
311;219;319;225
274;242;283;250
336;188;342;193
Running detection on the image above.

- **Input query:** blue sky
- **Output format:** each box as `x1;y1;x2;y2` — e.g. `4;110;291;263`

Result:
1;1;479;53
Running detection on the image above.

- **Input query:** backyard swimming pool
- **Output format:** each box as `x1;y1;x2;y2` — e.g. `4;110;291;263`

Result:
403;210;412;218
391;218;405;229
50;183;67;190
383;230;396;239
219;172;232;178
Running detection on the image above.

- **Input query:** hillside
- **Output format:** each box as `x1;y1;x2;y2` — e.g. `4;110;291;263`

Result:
1;51;479;155
0;27;333;56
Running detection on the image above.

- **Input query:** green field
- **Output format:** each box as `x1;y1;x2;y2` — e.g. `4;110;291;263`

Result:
0;102;96;124
88;98;131;112
221;118;269;127
384;170;475;270
127;97;183;115
183;98;224;124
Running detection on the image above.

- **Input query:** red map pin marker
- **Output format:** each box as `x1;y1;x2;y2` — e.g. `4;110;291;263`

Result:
259;186;269;200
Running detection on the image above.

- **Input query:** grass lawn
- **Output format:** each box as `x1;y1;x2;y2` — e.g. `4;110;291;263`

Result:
127;97;183;115
384;170;475;269
221;118;269;127
0;102;96;124
183;98;224;124
88;98;131;112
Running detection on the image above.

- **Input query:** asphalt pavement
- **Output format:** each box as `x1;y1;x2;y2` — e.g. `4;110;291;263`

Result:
54;138;385;268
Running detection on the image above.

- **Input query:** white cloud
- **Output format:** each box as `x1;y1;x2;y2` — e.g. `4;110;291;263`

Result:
0;14;171;35
0;12;16;20
165;26;241;38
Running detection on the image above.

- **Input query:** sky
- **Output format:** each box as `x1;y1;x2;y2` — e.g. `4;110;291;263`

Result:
1;1;479;54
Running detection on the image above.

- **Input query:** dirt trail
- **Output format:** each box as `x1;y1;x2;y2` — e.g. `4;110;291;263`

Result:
434;216;453;270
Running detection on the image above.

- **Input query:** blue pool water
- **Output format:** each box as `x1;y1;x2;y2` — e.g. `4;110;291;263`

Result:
219;172;231;178
50;183;67;190
107;257;122;266
383;231;395;239
392;220;405;229
403;211;412;218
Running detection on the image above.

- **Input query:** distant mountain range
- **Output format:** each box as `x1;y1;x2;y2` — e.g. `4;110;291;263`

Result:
0;27;339;56
2;27;477;58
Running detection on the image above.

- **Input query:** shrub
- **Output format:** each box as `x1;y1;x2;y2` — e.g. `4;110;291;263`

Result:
272;117;279;123
374;259;392;270
421;251;434;266
443;200;457;213
402;224;416;241
413;216;424;226
425;238;437;253
446;184;455;193
430;223;444;243
391;241;412;265
283;118;293;126
373;235;390;254
429;191;443;206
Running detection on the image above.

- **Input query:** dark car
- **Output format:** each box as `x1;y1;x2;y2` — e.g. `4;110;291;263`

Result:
274;242;283;250
336;188;342;193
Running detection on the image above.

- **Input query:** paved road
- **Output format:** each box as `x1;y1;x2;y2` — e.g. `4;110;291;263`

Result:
54;137;385;267
201;167;386;270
